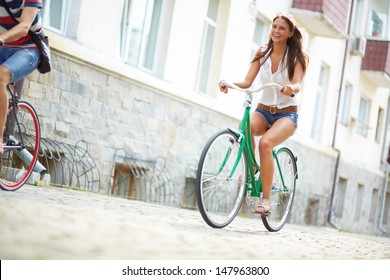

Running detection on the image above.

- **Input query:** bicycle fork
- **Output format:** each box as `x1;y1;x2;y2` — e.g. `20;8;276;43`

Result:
6;135;46;175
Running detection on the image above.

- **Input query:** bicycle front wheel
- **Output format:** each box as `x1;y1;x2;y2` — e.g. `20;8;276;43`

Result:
262;147;297;232
0;101;41;191
196;129;247;228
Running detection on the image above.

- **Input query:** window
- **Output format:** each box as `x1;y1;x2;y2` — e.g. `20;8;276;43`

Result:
335;177;347;218
352;0;364;36
42;0;81;39
356;96;370;136
384;192;390;225
311;63;329;141
354;184;364;221
369;188;379;223
369;0;390;39
250;18;267;90
183;178;197;209
340;83;353;125
251;18;266;59
306;198;320;225
196;0;220;93
375;108;384;143
110;158;169;204
120;0;163;71
111;164;147;200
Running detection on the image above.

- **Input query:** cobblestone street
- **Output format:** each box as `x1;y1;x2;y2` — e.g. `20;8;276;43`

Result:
0;184;389;260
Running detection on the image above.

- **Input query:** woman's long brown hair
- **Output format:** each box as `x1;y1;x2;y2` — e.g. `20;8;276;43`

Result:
252;15;309;81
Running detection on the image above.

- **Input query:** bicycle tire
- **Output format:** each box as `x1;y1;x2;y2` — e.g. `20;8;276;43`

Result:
196;129;247;228
262;147;297;232
0;101;41;191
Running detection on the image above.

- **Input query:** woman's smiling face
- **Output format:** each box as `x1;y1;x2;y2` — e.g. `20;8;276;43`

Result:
271;17;293;44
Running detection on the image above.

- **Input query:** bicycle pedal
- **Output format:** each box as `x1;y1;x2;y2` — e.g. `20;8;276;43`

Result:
260;211;271;217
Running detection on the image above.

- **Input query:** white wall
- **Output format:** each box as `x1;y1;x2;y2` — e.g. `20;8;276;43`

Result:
77;0;124;57
47;0;389;174
164;1;208;89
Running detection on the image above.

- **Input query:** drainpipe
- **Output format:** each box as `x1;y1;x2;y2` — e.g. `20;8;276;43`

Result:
327;148;340;229
379;92;390;234
328;0;355;229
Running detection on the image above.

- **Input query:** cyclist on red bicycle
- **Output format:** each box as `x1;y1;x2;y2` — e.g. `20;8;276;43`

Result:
0;0;43;153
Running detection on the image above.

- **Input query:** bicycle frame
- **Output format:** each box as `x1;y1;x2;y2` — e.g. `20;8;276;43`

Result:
196;81;297;230
220;82;289;199
5;84;25;151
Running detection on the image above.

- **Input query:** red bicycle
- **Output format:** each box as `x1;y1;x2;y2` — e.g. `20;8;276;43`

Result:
0;83;42;191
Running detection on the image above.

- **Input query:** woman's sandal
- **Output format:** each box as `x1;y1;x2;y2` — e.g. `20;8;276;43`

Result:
252;199;271;215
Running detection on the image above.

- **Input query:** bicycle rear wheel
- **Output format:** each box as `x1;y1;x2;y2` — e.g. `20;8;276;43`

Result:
262;147;297;232
0;101;41;191
196;129;247;228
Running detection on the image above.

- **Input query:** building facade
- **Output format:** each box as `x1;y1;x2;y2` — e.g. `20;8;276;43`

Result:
23;0;389;236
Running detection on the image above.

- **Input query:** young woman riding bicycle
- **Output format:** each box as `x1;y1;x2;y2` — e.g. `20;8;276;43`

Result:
219;12;309;215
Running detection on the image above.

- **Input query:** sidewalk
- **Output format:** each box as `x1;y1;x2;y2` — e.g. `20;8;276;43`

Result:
0;184;389;260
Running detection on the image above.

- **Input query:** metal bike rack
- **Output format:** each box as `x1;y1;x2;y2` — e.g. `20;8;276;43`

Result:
36;138;101;192
110;149;175;204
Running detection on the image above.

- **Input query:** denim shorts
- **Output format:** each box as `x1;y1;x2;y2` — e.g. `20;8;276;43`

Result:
255;108;298;128
0;47;41;83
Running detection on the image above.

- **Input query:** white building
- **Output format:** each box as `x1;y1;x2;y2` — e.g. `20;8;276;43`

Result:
34;0;390;236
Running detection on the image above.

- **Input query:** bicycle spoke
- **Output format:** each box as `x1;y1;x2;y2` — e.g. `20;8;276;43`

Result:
196;130;246;228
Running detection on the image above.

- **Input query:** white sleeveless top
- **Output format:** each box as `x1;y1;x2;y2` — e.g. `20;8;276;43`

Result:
258;48;300;109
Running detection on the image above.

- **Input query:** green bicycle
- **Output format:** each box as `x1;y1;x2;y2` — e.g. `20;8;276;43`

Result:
196;81;298;232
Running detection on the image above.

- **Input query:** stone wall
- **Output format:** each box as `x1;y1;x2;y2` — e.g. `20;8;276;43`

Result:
285;139;337;227
21;52;236;204
287;138;388;236
335;160;387;235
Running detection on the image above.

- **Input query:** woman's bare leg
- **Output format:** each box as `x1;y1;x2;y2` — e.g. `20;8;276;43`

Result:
252;117;295;214
259;117;295;201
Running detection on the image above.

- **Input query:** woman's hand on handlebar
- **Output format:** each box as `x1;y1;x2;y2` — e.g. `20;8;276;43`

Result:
280;84;296;98
218;81;229;94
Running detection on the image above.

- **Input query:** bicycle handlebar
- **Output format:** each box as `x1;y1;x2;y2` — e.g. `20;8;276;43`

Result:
220;80;283;94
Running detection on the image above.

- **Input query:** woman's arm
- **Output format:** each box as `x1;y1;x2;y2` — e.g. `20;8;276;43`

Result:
219;59;261;93
281;60;305;96
0;7;40;43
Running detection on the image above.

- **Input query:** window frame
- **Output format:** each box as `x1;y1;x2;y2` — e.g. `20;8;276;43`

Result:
42;0;81;39
368;0;390;39
196;0;220;94
335;177;348;218
250;17;268;90
369;188;379;223
311;63;330;142
120;0;163;72
356;95;371;137
375;107;384;143
340;82;353;126
354;184;365;221
251;18;267;59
